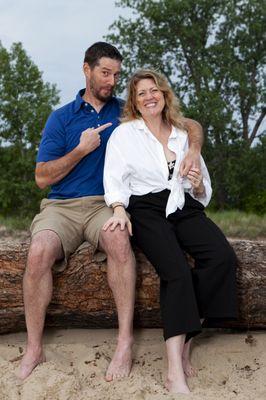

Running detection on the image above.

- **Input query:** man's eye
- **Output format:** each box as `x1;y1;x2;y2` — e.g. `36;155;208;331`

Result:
103;71;109;76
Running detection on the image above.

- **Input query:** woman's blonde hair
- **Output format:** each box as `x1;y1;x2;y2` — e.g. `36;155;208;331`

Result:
121;69;184;129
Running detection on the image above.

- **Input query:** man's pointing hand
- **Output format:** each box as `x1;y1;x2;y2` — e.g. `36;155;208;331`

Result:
78;122;112;156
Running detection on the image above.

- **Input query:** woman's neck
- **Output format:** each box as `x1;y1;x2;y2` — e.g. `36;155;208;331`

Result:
143;115;170;139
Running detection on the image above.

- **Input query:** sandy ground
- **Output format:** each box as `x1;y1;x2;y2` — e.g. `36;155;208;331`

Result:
0;329;265;400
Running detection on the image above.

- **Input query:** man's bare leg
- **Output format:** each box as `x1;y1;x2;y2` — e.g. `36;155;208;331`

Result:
99;229;136;381
17;230;63;380
165;334;190;394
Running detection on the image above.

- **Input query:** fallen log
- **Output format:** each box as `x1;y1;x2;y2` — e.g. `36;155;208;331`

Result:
0;239;265;334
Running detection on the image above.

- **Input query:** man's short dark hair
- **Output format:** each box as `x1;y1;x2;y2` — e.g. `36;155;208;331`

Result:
84;42;123;69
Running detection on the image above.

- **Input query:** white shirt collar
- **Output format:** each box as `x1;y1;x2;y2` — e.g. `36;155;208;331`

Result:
133;118;187;141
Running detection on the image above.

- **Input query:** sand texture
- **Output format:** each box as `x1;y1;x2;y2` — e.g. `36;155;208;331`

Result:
0;329;265;400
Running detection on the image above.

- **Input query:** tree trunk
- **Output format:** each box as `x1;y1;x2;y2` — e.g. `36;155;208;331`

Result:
0;239;265;334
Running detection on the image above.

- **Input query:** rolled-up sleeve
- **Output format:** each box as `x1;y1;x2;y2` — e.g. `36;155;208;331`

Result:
104;134;132;208
188;155;212;207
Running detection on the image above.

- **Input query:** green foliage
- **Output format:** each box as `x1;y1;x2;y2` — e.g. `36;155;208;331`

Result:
206;137;266;213
244;191;266;215
0;42;59;215
106;0;266;211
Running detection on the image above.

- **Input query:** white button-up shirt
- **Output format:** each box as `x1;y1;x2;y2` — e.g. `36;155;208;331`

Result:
104;119;212;216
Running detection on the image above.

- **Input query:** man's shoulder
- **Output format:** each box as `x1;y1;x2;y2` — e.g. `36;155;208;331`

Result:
111;96;125;113
46;99;77;130
51;99;76;118
114;97;125;106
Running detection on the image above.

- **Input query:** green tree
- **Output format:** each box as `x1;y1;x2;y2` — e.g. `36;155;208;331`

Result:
0;41;60;215
106;0;266;210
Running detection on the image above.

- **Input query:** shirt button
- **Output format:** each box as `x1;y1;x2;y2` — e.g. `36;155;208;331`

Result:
91;110;94;113
97;124;100;127
84;103;88;107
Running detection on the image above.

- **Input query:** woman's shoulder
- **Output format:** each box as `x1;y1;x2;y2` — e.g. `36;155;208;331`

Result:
172;126;189;145
110;119;140;140
172;125;188;137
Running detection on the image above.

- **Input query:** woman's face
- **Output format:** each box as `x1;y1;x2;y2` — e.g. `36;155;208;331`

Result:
135;78;165;119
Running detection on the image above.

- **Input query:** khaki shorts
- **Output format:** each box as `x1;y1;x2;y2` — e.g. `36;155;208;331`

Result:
30;196;113;272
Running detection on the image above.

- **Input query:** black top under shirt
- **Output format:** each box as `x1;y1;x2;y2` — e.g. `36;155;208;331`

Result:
167;160;176;180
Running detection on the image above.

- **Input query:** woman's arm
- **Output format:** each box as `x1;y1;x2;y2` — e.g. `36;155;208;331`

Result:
103;137;132;208
187;168;206;197
103;133;132;234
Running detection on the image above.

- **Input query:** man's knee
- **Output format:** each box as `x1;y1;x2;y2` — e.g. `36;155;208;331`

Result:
100;228;132;264
27;231;62;276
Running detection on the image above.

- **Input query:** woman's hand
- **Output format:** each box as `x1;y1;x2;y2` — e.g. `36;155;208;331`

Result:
102;206;132;236
187;168;205;197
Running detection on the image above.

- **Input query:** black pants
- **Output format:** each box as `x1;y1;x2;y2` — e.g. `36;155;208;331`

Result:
127;190;238;341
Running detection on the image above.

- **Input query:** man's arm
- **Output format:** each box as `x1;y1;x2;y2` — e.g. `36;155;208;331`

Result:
179;118;204;176
36;122;112;189
36;146;85;189
183;118;203;151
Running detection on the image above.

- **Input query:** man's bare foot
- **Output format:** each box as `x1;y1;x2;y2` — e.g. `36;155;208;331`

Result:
165;376;190;394
17;348;45;380
105;338;133;381
182;339;198;378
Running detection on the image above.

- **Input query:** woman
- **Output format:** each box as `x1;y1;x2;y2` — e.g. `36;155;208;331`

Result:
103;70;237;394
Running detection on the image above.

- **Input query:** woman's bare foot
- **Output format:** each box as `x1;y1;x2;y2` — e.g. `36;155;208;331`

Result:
182;339;198;377
165;376;190;394
165;334;191;394
17;347;45;381
105;338;133;381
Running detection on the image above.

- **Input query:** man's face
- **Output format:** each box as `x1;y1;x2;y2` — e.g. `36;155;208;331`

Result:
84;57;121;102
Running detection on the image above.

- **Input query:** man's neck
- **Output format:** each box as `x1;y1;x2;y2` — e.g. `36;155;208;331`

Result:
82;88;106;113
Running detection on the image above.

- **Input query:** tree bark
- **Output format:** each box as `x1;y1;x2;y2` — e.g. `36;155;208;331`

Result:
0;239;265;334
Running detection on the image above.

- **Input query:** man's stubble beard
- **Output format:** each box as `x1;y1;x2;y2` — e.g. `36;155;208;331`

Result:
89;77;114;103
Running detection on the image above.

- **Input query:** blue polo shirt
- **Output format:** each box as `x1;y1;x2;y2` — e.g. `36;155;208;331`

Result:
37;89;123;199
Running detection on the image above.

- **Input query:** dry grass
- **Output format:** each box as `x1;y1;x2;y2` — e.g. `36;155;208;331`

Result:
206;210;266;240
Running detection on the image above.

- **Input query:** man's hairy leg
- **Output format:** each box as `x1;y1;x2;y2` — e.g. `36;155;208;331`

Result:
17;230;63;380
99;228;136;381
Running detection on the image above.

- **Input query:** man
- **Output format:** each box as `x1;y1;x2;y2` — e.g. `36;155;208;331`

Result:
18;42;203;381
